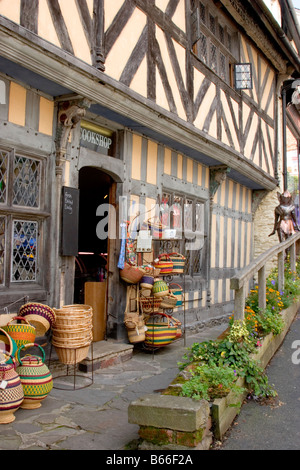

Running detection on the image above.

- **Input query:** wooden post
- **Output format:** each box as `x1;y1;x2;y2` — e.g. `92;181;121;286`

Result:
278;251;284;292
234;285;245;320
258;265;266;311
290;242;296;272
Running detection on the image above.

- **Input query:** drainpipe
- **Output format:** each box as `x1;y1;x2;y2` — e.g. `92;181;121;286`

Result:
282;87;288;191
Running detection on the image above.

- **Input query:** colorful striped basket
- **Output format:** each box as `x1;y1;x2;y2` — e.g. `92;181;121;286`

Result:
0;353;24;424
169;283;183;307
154;254;173;275
140;275;154;289
145;314;177;348
2;317;36;349
0;329;18;364
169;252;186;274
16;343;53;410
152;279;169;298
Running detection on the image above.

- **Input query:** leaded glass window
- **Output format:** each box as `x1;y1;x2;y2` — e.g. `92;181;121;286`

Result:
0;147;44;287
0;150;8;204
159;193;206;276
191;0;238;86
13;156;41;208
12;220;38;282
0;217;5;284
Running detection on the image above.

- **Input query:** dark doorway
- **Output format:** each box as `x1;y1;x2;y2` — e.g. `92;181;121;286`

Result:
74;167;112;305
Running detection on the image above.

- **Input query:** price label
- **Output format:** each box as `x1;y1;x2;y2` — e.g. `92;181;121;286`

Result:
0;380;8;389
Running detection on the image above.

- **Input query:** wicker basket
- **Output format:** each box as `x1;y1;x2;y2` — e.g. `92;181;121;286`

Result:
139;295;162;313
127;317;145;344
169;283;183;307
2;316;36;349
53;343;91;365
154;254;173;274
169;253;186;274
119;263;145;284
145;314;177;348
152;279;169;297
160;293;178;309
140;275;154;289
19;303;56;335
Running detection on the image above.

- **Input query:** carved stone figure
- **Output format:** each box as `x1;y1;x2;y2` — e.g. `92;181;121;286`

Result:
269;190;300;242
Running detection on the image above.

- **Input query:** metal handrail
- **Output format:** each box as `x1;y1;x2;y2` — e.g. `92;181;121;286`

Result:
230;232;300;319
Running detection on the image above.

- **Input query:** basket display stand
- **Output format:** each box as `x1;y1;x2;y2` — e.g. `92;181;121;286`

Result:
134;236;186;353
48;342;94;391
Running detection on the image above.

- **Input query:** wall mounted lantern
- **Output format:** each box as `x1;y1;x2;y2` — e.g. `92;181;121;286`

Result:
234;63;253;90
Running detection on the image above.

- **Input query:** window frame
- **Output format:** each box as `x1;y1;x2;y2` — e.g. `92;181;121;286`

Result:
191;0;239;87
158;191;207;278
0;146;48;288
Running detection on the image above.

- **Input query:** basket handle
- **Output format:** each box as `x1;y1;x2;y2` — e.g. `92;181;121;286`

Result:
158;253;171;261
0;350;16;369
17;343;45;365
7;316;31;326
169;283;183;290
168;252;186;259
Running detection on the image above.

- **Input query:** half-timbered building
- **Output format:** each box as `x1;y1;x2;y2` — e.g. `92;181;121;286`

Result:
0;0;299;341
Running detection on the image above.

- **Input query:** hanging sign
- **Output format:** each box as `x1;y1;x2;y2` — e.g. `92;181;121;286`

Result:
80;120;114;155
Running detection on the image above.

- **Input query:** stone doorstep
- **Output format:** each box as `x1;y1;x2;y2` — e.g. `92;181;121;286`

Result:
78;340;134;372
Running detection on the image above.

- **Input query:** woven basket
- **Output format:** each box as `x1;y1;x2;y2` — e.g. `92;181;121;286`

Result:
169;283;183;307
0;329;18;363
53;343;91;365
139;295;162;313
140;275;154;289
127;316;145;344
2;316;36;349
152;279;169;297
142;265;161;277
145;314;177;348
160;293;178;309
19;303;56;327
154;254;173;274
120;263;145;284
169;253;186;274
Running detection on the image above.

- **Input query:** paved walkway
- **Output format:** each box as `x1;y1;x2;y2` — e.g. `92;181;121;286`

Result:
0;322;226;450
220;312;300;450
1;313;298;451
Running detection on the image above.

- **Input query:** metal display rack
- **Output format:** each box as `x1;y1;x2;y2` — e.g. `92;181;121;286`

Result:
131;233;187;352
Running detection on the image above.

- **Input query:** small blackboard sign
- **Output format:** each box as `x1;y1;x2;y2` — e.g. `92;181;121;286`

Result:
61;186;79;256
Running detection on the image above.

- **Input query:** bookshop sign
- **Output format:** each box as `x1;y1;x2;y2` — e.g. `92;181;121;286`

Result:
80;121;114;155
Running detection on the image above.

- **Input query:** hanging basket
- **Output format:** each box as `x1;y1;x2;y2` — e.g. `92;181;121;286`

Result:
152;279;169;297
140;275;154;289
145;313;177;348
120;263;145;284
169;283;183;307
2;316;36;349
153;254;173;275
160;292;178;309
127;316;146;344
139;294;162;313
169;253;186;274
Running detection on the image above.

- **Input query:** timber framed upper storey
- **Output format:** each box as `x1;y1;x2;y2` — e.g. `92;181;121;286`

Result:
0;0;298;190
